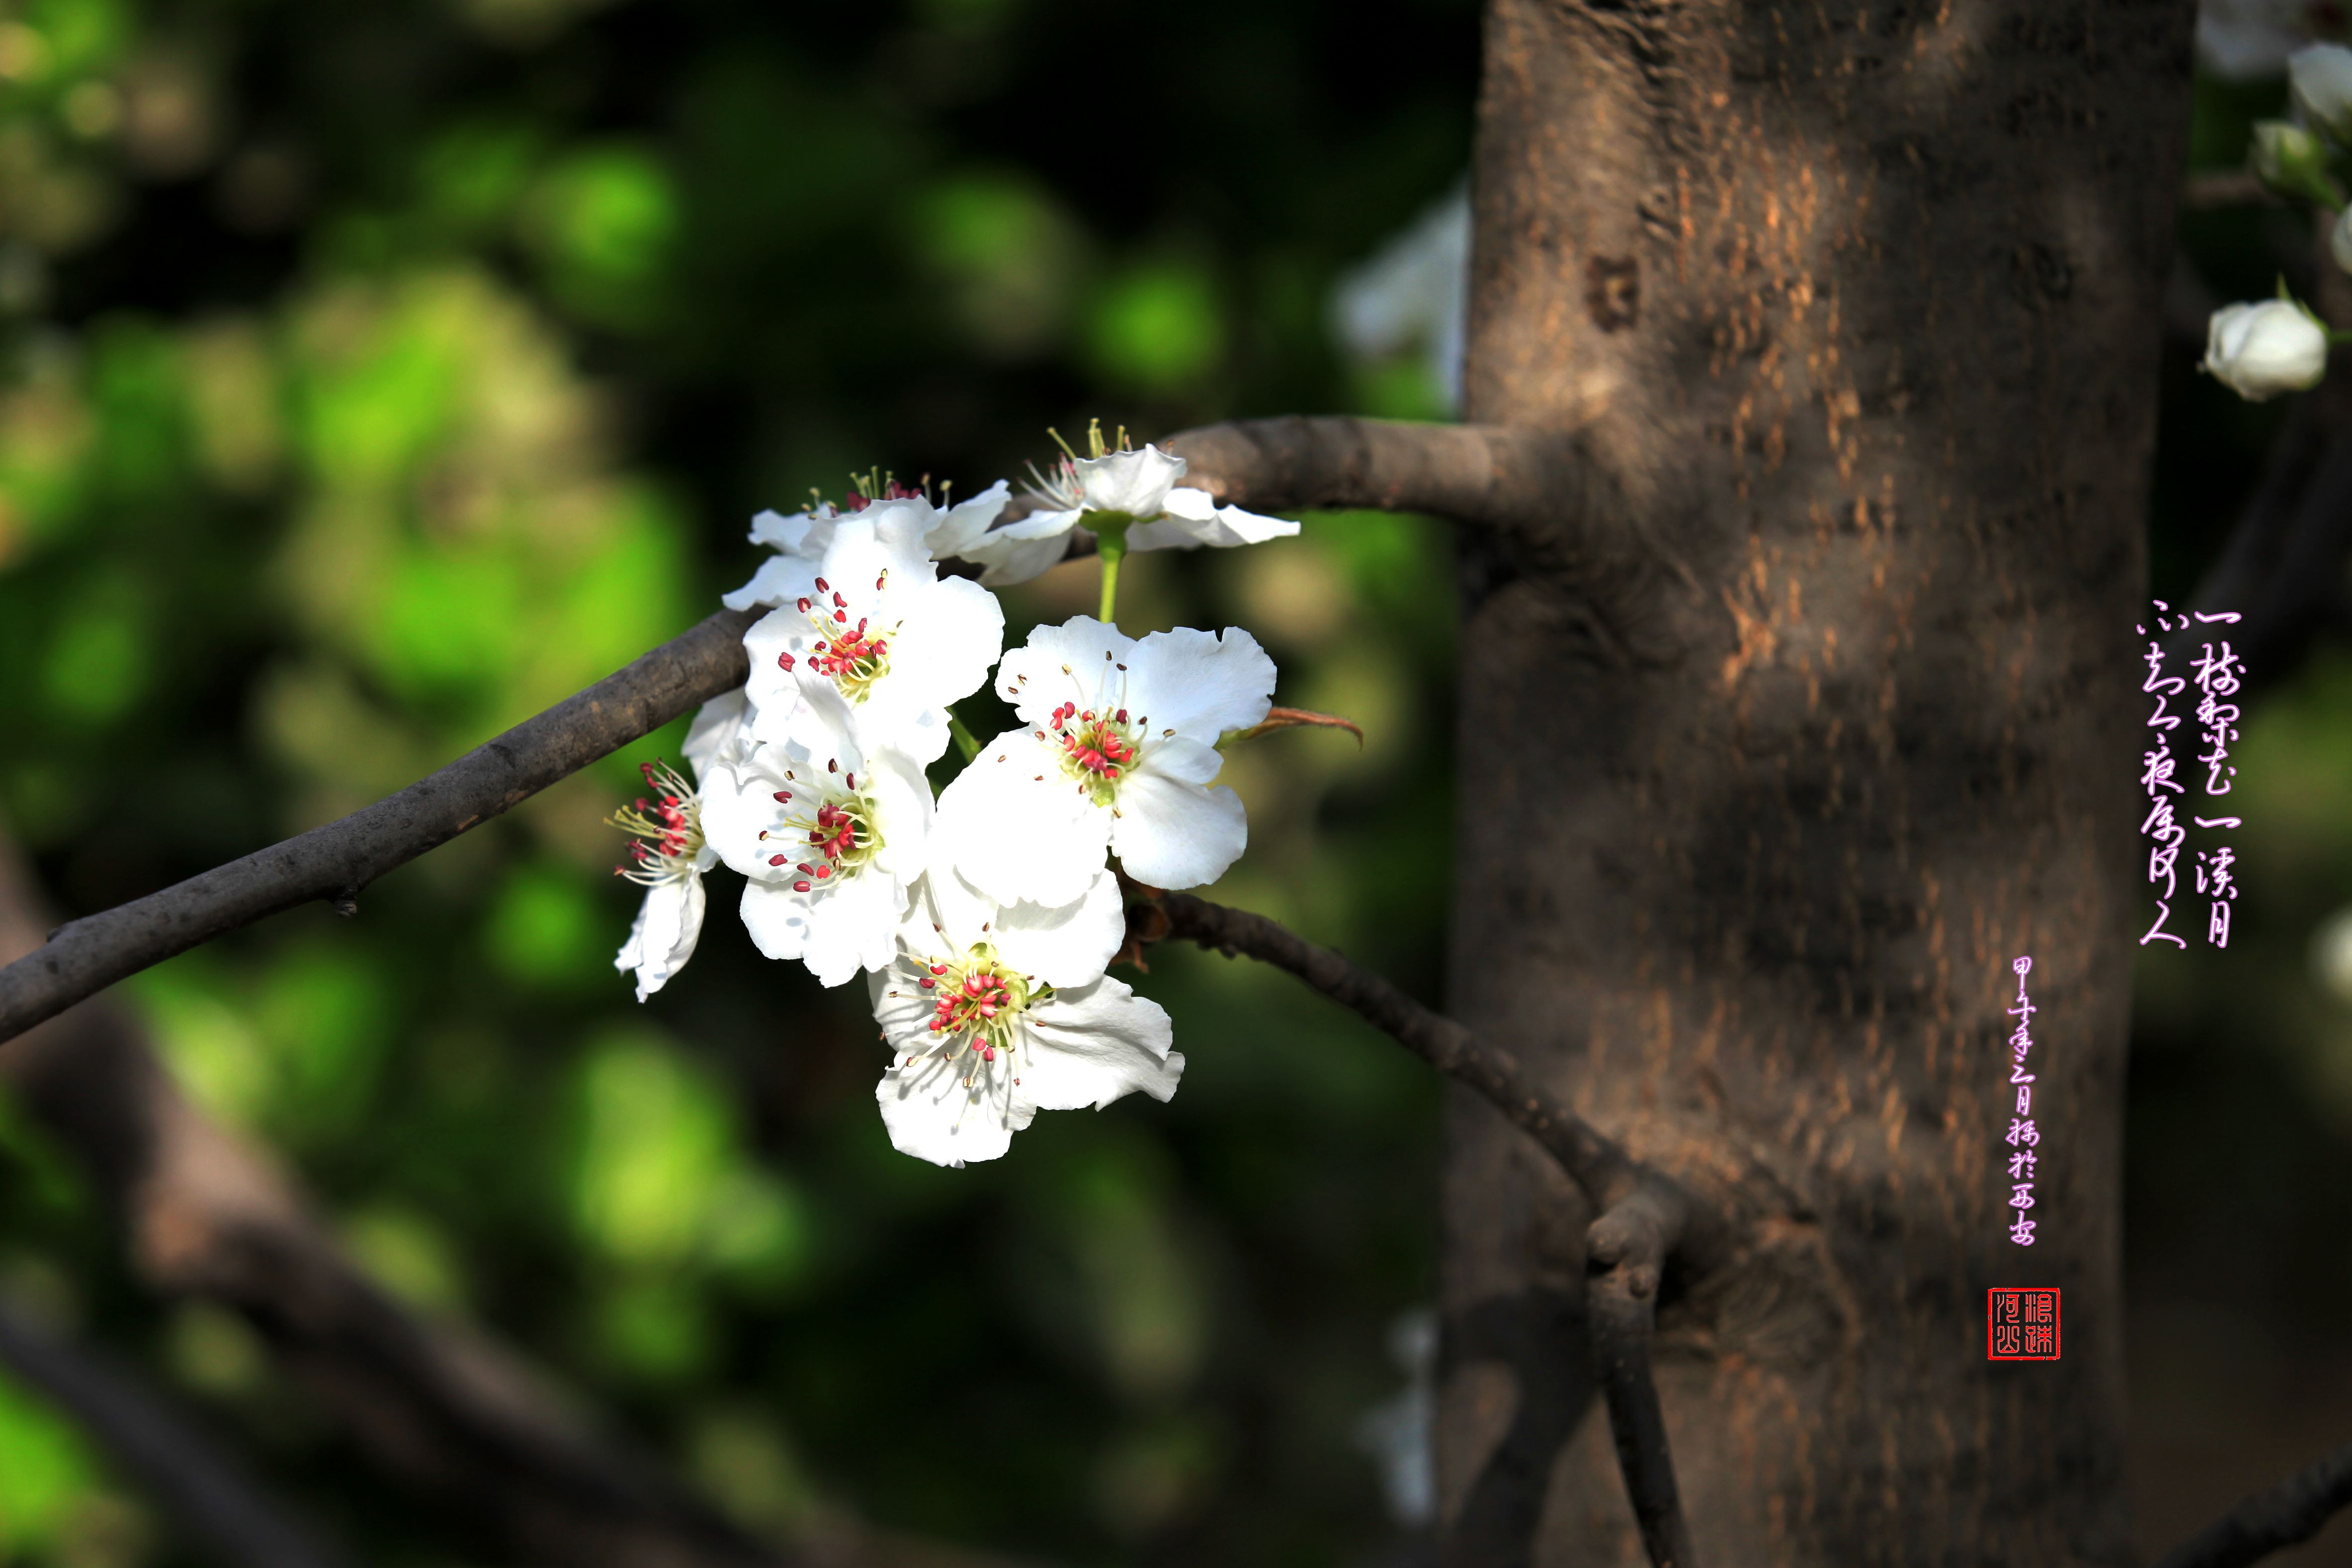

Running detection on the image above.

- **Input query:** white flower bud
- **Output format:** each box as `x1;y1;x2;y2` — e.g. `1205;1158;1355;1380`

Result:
2333;207;2352;277
2291;42;2352;141
2205;299;2330;401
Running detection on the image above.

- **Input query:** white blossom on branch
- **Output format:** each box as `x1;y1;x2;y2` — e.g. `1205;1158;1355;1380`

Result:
740;502;1005;763
610;691;750;1001
936;617;1276;907
869;863;1169;1167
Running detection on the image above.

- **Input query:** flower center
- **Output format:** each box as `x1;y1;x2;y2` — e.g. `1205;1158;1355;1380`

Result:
1049;700;1143;807
757;758;880;894
771;572;894;704
918;947;1036;1063
609;760;704;886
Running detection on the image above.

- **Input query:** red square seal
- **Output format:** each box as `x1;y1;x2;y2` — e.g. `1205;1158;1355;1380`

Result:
1987;1287;2061;1360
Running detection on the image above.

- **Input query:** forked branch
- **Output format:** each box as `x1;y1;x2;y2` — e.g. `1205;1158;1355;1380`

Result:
1137;890;1717;1568
0;608;758;1047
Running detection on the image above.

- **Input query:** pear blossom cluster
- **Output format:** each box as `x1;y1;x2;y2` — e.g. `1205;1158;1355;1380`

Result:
607;434;1301;1167
2204;43;2352;401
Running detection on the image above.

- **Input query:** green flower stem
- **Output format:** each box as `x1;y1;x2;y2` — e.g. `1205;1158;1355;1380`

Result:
949;710;983;762
1092;520;1131;627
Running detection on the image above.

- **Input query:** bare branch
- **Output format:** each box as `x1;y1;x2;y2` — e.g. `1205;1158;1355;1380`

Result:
0;607;758;1048
1165;415;1604;557
1586;1191;1699;1568
1144;892;1634;1209
2152;1433;2352;1568
1137;891;1716;1568
0;1290;352;1568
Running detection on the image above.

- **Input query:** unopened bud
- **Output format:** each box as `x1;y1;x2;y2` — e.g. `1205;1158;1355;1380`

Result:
2205;298;2330;401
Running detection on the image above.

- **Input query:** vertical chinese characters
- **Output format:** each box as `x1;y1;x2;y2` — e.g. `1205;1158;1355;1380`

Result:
2189;613;2246;947
2004;956;2039;1247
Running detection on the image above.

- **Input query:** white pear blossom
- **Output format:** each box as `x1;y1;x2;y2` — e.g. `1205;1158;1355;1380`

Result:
611;691;750;1002
943;435;1297;587
2295;41;2352;140
2331;206;2352;276
870;868;1176;1167
2205;299;2330;400
700;683;933;987
722;480;1010;611
740;500;1004;762
935;617;1275;908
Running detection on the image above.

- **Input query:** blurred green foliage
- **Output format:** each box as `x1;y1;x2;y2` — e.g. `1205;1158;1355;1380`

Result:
0;1;1475;1564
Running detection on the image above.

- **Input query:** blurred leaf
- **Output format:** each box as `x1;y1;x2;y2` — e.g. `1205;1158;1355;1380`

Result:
1086;256;1224;393
486;862;608;988
570;1030;734;1266
0;1363;100;1553
523;145;679;330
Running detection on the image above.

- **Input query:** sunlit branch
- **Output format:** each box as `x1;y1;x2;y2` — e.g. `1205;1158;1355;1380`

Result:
0;608;759;1048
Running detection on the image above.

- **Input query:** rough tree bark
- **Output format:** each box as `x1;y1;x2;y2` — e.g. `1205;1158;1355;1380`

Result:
1438;4;2195;1565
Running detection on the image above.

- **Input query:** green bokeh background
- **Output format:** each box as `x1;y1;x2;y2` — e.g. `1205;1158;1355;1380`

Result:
0;3;2348;1565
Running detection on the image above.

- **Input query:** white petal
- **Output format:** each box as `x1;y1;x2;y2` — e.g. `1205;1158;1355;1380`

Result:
683;691;751;781
973;531;1079;586
614;874;706;1002
1015;975;1182;1112
697;758;779;878
724;553;821;613
864;574;1005;729
863;746;934;886
1128;495;1301;552
1121;626;1277;741
978;507;1082;545
1075;446;1185;517
740;856;905;986
921;479;1012;558
741;607;812;738
926;860;1124;988
1110;772;1247;891
1157;485;1220;522
747;505;836;551
934;731;1110;908
993;617;1135;727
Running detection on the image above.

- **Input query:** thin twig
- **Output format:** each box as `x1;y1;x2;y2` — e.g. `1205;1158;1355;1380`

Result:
0;607;758;1048
2151;1433;2352;1568
1147;891;1641;1210
1140;891;1715;1568
0;1290;352;1568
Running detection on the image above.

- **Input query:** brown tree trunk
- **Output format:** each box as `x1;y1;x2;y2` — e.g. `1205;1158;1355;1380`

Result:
1440;4;2195;1563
